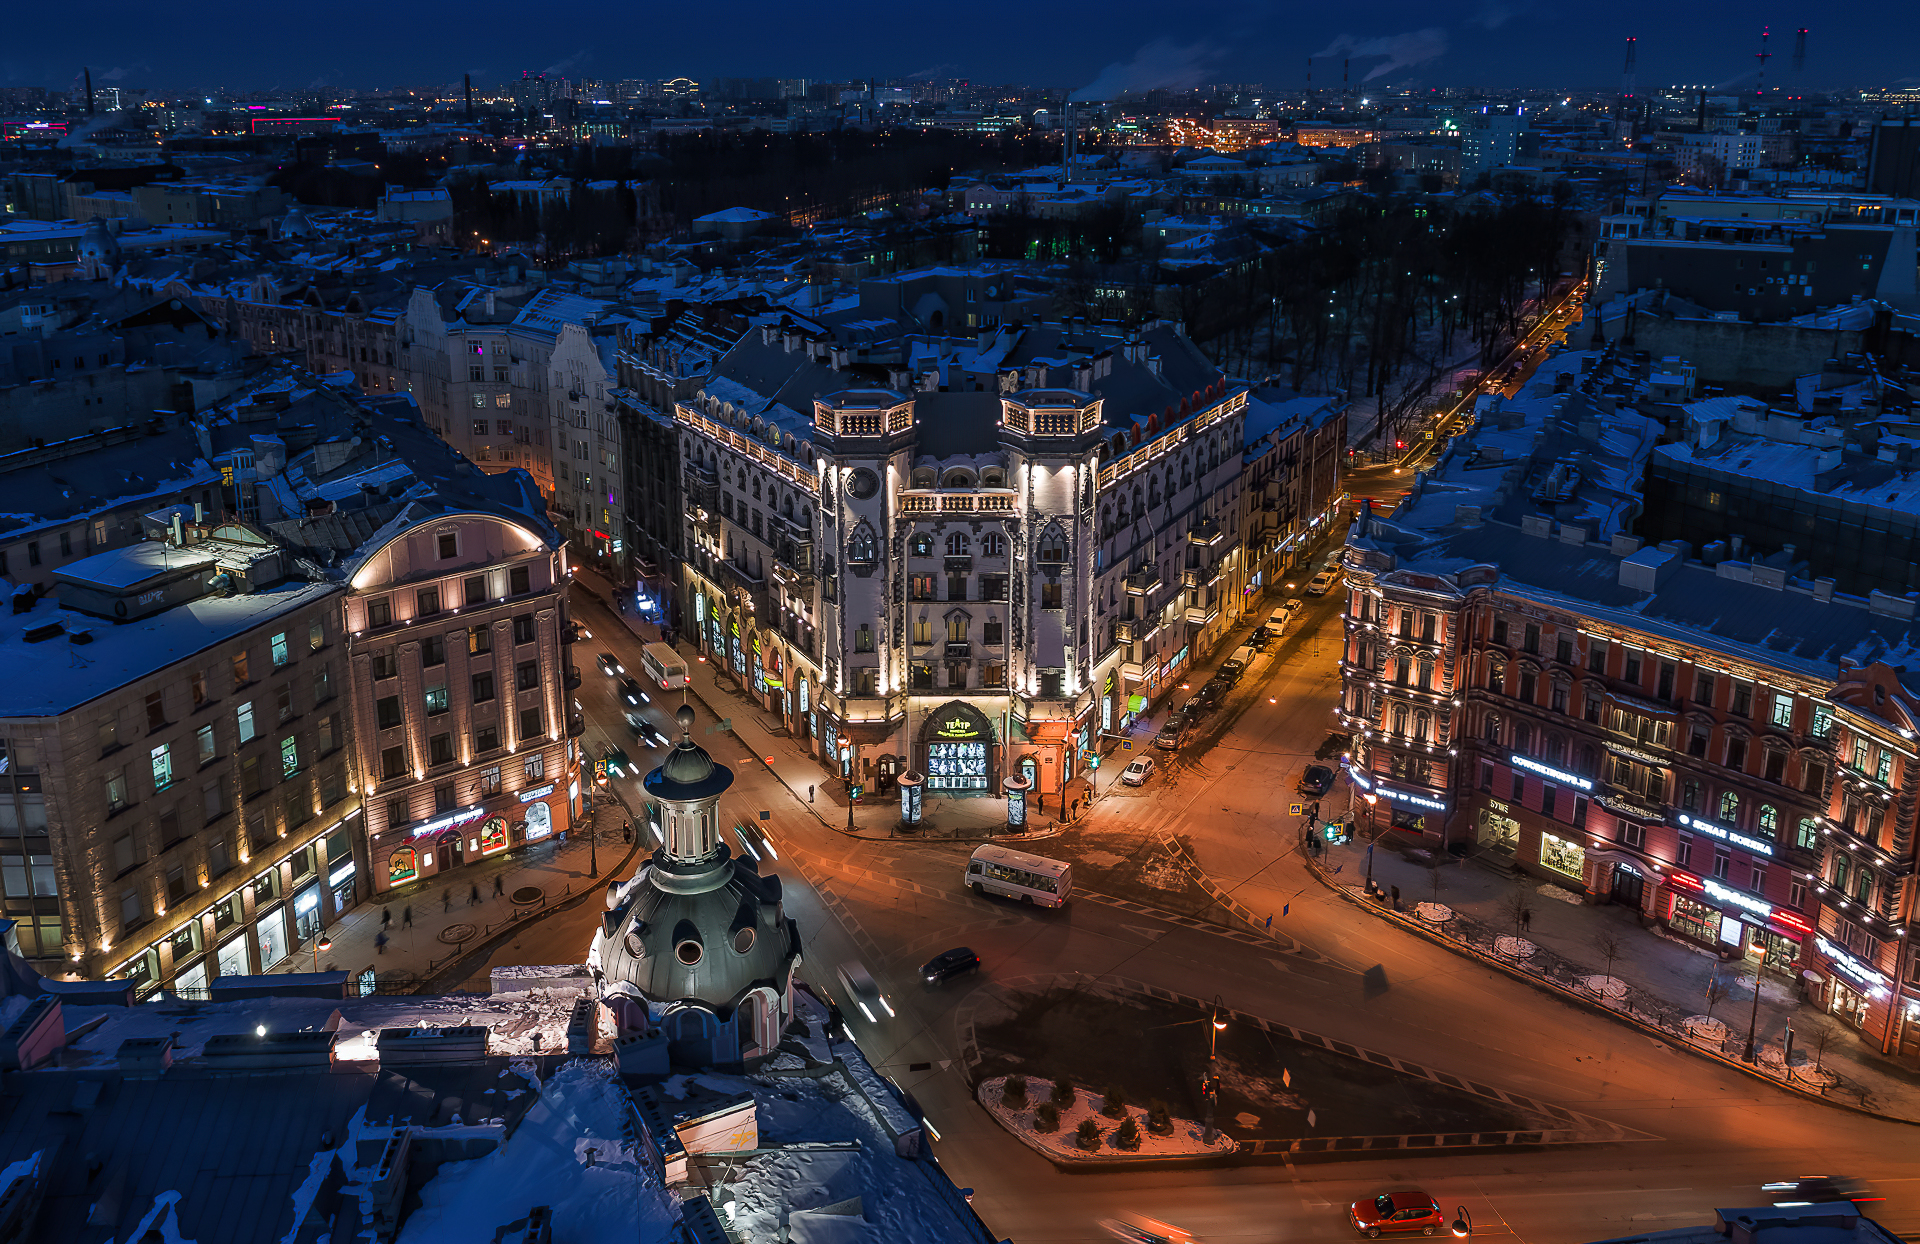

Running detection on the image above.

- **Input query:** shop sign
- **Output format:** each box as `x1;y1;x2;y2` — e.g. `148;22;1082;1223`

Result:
1343;762;1374;792
519;783;556;803
1815;936;1889;993
936;716;982;739
1378;784;1445;812
1510;753;1592;791
1674;812;1772;857
328;859;356;888
1703;878;1772;920
407;805;488;839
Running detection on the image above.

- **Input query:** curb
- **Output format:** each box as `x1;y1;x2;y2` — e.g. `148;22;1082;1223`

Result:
1303;855;1920;1127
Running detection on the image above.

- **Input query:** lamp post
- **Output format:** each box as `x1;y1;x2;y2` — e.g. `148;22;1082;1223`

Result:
588;806;599;879
1203;997;1226;1145
310;935;332;974
1744;963;1764;1063
841;744;855;832
1451;1207;1473;1239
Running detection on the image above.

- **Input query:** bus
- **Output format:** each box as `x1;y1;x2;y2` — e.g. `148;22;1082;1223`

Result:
965;845;1072;908
639;642;688;690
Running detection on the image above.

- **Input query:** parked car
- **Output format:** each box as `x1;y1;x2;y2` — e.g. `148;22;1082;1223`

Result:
1153;717;1189;750
1216;658;1246;684
921;947;981;984
1298;764;1335;796
617;676;644;706
1192;683;1222;712
597;652;625;677
835;960;895;1022
1121;757;1156;786
1349;1191;1445;1238
1306;569;1341;596
1246;628;1271;650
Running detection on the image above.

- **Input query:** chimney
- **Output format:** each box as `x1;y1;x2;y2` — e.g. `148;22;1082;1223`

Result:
84;67;94;116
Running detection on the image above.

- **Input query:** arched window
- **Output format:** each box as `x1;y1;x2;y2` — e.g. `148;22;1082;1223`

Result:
1487;657;1506;692
910;533;933;557
1719;790;1741;821
1038;533;1066;563
1391;703;1409;735
983;533;1005;557
1413;710;1431;742
848;527;877;563
946;532;969;556
1484;713;1501;744
387;846;418;884
943;470;973;488
1546;734;1567;765
1580;745;1599;776
1758;804;1779;836
1394;654;1412;685
1416;656;1435;689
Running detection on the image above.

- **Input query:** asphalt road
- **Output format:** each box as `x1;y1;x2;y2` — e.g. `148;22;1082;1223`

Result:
490;580;1920;1244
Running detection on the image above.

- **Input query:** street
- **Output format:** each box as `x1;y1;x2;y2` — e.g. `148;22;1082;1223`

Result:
480;573;1920;1244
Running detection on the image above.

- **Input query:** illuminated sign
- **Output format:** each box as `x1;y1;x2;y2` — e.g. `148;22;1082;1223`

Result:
1675;812;1772;857
1703;878;1773;921
1342;762;1374;791
328;860;356;888
937;716;982;739
518;782;556;803
1816;936;1889;993
1509;753;1593;791
1378;785;1447;812
406;805;487;839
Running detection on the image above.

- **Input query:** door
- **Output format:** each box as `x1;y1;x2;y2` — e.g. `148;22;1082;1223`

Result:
1609;867;1645;910
443;832;465;868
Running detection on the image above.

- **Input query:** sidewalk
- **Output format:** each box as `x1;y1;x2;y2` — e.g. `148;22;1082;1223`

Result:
1316;830;1920;1122
279;794;641;992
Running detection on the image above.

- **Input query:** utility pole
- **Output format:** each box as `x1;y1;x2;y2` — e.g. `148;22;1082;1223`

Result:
1744;965;1764;1062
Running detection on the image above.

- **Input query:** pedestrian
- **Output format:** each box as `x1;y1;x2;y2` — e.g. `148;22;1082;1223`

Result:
402;905;413;929
442;887;452;913
380;907;391;931
1520;907;1533;933
808;785;815;803
827;1002;845;1042
468;882;481;907
376;931;389;955
493;874;504;897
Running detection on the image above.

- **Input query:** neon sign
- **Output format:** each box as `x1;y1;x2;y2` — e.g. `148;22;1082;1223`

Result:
406;805;487;838
1816;936;1889;993
1510;753;1593;791
1703;878;1773;920
1675;812;1772;857
1378;785;1446;812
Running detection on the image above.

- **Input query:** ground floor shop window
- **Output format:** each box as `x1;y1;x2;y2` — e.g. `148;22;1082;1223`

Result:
1669;892;1718;943
216;934;249;978
928;741;988;791
1540;832;1585;880
1830;981;1870;1029
1755;927;1800;972
257;906;289;968
175;957;208;998
525;801;552;840
293;886;322;941
1390;807;1431;835
479;816;509;854
1477;807;1519;850
388;846;418;884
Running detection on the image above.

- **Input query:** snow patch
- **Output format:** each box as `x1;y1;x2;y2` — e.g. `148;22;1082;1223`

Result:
1415;902;1453;924
977;1076;1235;1163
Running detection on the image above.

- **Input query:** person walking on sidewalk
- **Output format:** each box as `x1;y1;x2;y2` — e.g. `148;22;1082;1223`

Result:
375;931;389;955
468;882;481;907
442;887;452;913
402;905;413;929
808;785;815;803
381;907;391;931
1520;907;1533;933
493;874;504;898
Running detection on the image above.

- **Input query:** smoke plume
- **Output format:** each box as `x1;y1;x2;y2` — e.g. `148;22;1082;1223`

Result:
1070;39;1215;102
1312;28;1449;82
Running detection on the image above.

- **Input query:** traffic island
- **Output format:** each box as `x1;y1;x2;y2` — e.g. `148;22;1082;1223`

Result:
969;984;1570;1163
977;1075;1236;1165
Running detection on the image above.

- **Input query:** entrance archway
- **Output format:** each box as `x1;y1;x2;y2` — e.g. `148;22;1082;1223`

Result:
917;701;998;797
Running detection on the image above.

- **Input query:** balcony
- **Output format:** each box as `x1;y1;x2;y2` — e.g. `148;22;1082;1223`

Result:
567;712;586;738
564;665;583;690
1124;567;1164;597
945;641;972;659
900;489;1017;515
1114;617;1161;645
1182;561;1223;589
1188;518;1225;546
721;559;766;589
1185;601;1220;626
944;555;972;572
1120;660;1145;682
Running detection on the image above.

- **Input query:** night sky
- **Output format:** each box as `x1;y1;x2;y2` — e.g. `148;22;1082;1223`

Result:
5;0;1917;94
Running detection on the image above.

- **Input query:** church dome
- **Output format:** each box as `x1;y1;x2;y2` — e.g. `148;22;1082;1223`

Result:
595;854;800;1018
78;219;120;261
644;704;734;803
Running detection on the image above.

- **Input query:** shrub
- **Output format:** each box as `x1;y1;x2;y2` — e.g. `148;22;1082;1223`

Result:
1100;1083;1129;1120
1112;1116;1143;1150
1049;1079;1077;1109
1075;1118;1101;1151
1001;1076;1028;1109
1033;1102;1060;1133
1146;1099;1174;1136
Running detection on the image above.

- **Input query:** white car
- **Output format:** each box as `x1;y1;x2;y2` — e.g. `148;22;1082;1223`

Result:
1305;569;1341;596
835;960;894;1024
1121;757;1156;787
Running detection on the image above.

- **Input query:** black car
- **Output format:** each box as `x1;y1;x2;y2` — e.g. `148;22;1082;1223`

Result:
617;676;644;706
1298;764;1335;796
1192;683;1222;711
921;947;981;984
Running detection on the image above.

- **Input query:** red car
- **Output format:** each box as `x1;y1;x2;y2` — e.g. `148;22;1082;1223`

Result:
1350;1192;1445;1238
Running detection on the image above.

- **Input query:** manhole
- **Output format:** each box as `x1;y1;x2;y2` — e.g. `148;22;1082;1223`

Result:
438;922;478;944
511;886;544;905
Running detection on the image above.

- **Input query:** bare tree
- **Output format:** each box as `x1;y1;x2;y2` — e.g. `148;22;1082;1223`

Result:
1703;971;1732;1022
1502;884;1532;941
1428;864;1446;907
1592;928;1623;995
1809;1020;1838;1071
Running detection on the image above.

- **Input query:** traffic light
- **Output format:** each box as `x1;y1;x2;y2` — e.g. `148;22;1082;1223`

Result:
1395;439;1406;449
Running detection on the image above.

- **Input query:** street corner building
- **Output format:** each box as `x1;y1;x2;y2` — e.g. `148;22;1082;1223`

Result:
0;358;582;999
657;296;1343;807
1340;341;1920;1058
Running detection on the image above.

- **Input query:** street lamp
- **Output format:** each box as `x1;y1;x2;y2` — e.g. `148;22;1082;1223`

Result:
1451;1207;1472;1239
310;935;332;974
1203;997;1226;1145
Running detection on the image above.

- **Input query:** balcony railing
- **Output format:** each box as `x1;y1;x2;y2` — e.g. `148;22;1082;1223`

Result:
1189;518;1225;546
1125;568;1163;597
1185;602;1220;626
945;641;972;659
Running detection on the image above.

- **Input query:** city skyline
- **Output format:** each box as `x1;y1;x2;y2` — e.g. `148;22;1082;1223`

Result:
4;1;1919;96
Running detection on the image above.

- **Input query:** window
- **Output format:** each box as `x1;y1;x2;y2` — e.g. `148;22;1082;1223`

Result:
519;707;543;738
983;533;1006;557
280;736;299;778
368;597;391;628
270;632;289;668
1731;682;1752;717
308;620;325;651
984;618;1004;645
1617;819;1645;849
275;684;293;724
472;671;495;702
1694;672;1716;705
1789;879;1807;910
422;635;446;667
525;754;545;781
1042;583;1062;609
464;575;486;606
417;587;441;617
105;767;130;813
476;724;500;753
433;781;456;813
1713;852;1730;880
1539;832;1583;879
948;574;968;601
910;534;933;557
196;724;216;766
143;691;167;732
318;713;340;754
376;696;403;730
509;565;531;596
469;625;492;655
480;765;502;796
438;532;459;560
312;660;332;704
1623;651;1641;684
231;650;251;689
424;684;449;716
513;614;535;644
1811;705;1834;738
1540;782;1557;820
1795;817;1820;850
1719;790;1741;821
1587;638;1607;671
190;670;208;708
428;734;454;766
240;755;263;799
1725;736;1747;771
910;574;934;600
982;575;1008;601
854;624;874;653
1511;772;1525;801
1769;693;1794;729
1523;623;1540;654
236;702;256;744
1677;835;1693;869
516;660;539;691
913;618;932;646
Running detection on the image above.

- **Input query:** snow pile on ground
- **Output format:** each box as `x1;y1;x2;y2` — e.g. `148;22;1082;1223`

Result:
1415;903;1452;924
1535;883;1584;906
1494;936;1536;959
1682;1016;1729;1042
976;1076;1235;1163
398;1060;678;1244
1582;975;1627;1002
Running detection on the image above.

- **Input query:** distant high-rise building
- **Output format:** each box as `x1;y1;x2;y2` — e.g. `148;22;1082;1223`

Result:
1461;110;1534;179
